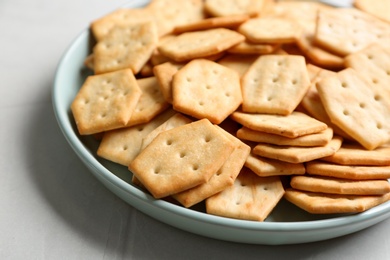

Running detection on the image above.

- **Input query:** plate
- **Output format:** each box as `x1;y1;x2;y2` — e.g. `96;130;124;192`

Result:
52;0;390;245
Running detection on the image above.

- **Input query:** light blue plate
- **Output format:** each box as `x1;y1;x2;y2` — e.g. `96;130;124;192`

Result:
51;0;390;245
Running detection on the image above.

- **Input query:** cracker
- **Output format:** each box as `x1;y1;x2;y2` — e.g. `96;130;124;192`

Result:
354;0;390;23
217;54;259;78
173;14;250;34
284;189;390;214
290;175;390;195
344;43;390;101
206;168;285;221
284;188;390;214
237;127;333;147
252;136;343;164
316;68;390;150
238;17;301;44
321;143;390;166
126;77;170;127
153;61;184;104
227;41;278;55
230;111;328;138
129;119;236;198
141;113;193;150
306;161;390;180
97;108;175;166
314;8;390;56
172;126;251;208
241;55;310;115
245;153;305;177
90;8;153;42
147;0;206;37
204;0;265;18
172;59;242;124
157;28;245;62
93;22;158;74
71;69;141;135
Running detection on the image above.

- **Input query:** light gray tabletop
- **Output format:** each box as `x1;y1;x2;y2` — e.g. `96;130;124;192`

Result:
1;0;390;259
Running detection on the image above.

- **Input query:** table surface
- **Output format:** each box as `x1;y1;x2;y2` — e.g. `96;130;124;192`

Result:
2;0;390;259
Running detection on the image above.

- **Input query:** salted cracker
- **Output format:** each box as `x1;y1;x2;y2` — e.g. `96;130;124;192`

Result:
126;77;170;127
172;59;242;124
129;119;236;199
237;127;333;147
141;113;193;150
71;69;141;135
90;8;153;42
227;41;278;55
97;109;175;166
230;111;328;138
321;143;390;166
316;68;390;150
147;0;206;37
252;136;343;164
344;43;390;101
172;126;251;208
217;54;259;78
153;61;184;104
290;175;390;196
306;161;390;180
314;8;390;56
206;168;284;221
157;28;245;62
93;22;158;75
245;153;305;177
238;17;301;44
284;188;390;214
204;0;265;17
354;0;390;23
173;14;250;34
241;55;310;115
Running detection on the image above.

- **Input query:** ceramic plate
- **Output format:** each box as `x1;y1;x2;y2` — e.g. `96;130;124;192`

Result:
52;0;390;245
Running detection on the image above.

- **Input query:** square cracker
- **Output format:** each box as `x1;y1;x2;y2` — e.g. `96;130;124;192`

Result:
241;55;310;115
306;161;390;180
321;143;390;166
230;111;327;138
344;43;390;101
204;0;265;18
71;69;141;135
90;8;153;42
97;108;175;166
93;22;158;75
141;113;193;150
126;77;170;127
290;175;390;196
314;8;390;56
173;14;250;34
129;119;236;199
172;59;242;124
153;61;185;104
172;126;251;208
284;188;390;214
316;68;390;150
252;136;343;164
206;168;285;221
157;28;245;62
147;0;206;37
237;126;333;147
245;153;305;177
238;17;301;44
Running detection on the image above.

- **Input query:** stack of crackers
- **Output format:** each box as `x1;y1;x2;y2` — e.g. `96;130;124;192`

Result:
70;0;390;221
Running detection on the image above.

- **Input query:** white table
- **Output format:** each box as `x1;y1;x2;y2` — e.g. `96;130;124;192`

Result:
1;0;390;259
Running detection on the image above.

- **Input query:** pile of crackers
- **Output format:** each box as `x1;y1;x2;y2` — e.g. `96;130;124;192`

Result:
70;0;390;221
